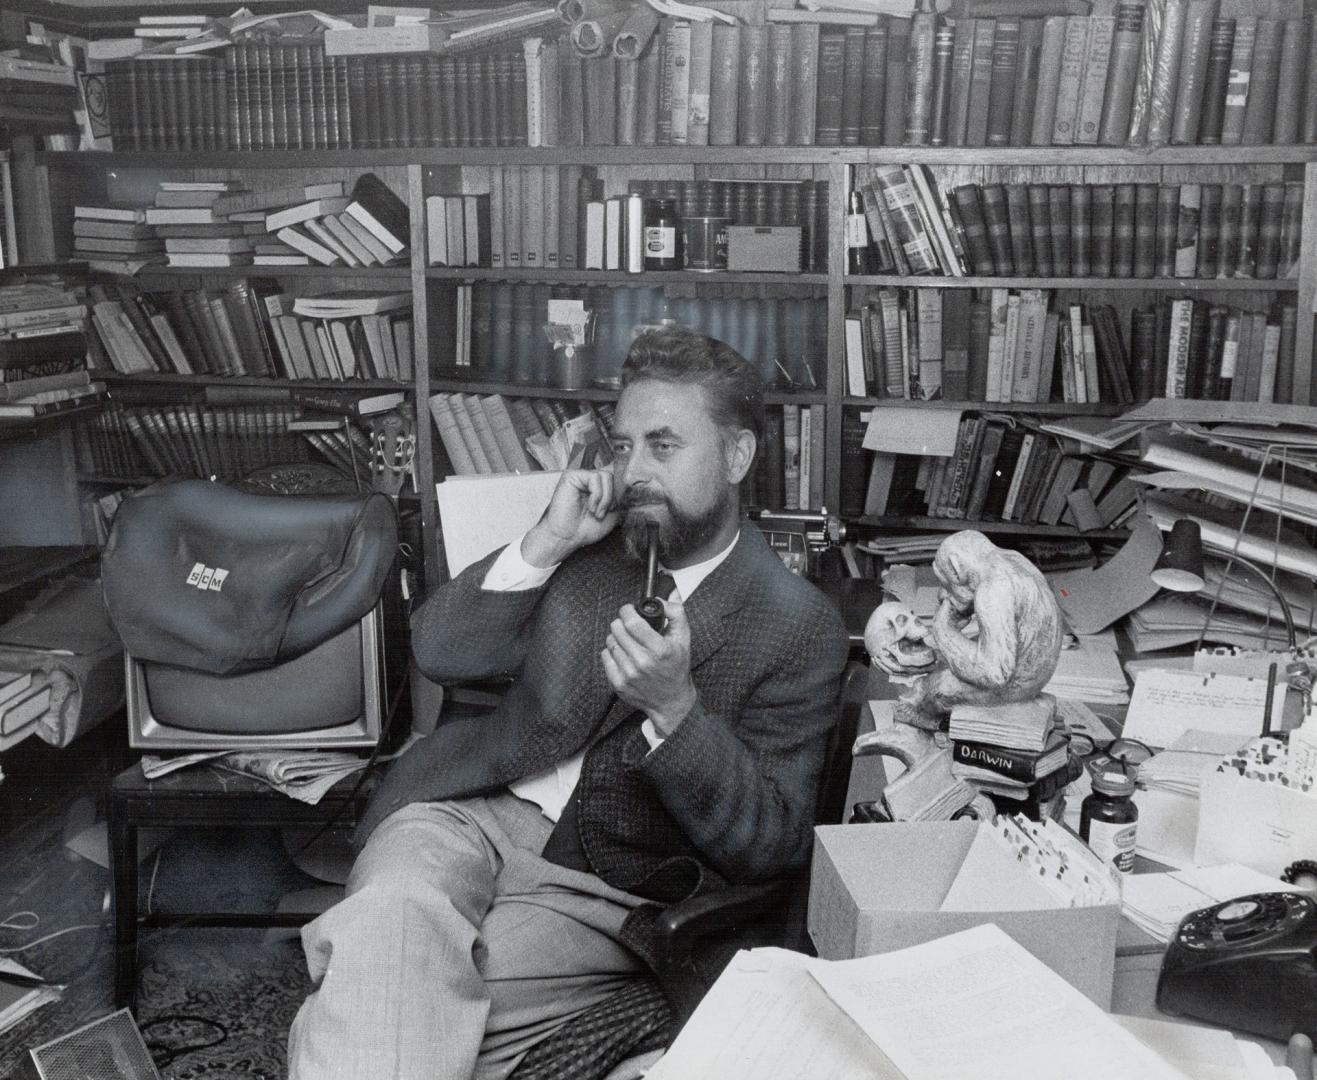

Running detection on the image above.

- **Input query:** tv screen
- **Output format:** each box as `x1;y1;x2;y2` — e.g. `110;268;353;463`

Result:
126;606;384;751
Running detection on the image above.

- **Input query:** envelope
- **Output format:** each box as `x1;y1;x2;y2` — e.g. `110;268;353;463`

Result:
1195;768;1317;876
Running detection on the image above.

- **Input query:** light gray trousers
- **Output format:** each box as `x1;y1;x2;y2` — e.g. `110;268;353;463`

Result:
287;792;648;1080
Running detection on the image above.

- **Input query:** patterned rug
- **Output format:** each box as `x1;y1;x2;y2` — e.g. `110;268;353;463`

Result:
0;817;322;1080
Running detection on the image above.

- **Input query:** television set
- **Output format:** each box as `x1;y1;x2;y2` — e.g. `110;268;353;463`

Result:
125;605;385;752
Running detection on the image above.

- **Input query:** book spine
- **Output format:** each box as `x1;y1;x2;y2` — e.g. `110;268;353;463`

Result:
984;17;1020;148
766;23;794;147
1098;3;1144;145
1195;16;1234;145
1050;15;1089;145
737;24;768;146
1008;17;1042;146
1145;0;1187;146
883;17;911;145
1074;15;1114;146
963;17;996;147
1195;182;1221;279
928;22;956;148
1030;15;1067;145
1089;184;1114;278
857;21;887;146
840;25;867;146
708;23;740;146
1169;0;1216;145
686;19;713;146
790;23;821;146
1173;183;1201;277
1272;18;1306;145
1241;18;1283;145
904;11;939;146
814;31;846;147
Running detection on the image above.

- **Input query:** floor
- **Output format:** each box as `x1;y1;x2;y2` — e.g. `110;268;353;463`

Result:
0;761;327;1080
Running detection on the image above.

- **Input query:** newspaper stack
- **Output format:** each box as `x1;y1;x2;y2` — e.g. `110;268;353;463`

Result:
141;750;369;804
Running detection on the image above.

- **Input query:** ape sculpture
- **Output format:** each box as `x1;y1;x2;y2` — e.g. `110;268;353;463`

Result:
854;531;1066;822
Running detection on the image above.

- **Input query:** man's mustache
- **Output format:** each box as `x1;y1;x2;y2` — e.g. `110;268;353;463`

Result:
620;489;667;509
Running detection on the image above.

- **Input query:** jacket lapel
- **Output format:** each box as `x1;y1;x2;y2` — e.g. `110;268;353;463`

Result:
592;523;760;740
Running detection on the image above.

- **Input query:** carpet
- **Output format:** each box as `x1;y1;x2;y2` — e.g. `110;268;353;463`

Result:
0;818;324;1080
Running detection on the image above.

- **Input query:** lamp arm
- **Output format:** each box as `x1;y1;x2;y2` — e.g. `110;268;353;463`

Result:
1216;551;1298;653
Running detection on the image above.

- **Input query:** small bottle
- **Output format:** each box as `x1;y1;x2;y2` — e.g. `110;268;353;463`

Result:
845;189;869;275
1080;756;1138;874
643;198;681;271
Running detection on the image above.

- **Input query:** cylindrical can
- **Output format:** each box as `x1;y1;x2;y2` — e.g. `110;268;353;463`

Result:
681;216;729;272
554;344;592;390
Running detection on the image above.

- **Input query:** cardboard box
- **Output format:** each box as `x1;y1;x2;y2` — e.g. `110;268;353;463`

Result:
808;820;1120;1008
725;226;802;272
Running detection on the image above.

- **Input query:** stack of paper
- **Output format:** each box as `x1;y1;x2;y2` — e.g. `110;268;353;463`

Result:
948;697;1056;753
1128;594;1295;654
645;924;1198;1080
1138;730;1249;797
1122;668;1282;750
1045;631;1130;704
1120;864;1292;944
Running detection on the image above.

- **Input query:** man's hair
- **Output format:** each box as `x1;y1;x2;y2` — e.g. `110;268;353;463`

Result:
620;329;765;448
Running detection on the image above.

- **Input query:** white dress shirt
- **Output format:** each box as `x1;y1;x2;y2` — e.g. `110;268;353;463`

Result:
482;529;741;821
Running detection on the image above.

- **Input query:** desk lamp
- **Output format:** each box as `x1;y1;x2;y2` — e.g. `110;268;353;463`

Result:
1151;518;1310;725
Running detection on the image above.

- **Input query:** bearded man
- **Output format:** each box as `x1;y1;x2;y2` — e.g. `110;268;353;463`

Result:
288;328;849;1080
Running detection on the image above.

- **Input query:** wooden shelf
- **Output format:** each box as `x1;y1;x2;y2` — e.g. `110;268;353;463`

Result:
37;145;1317;169
137;265;411;281
846;275;1297;291
426;376;826;406
426;268;829;286
98;372;409;392
846;398;1128;415
856;515;1130;540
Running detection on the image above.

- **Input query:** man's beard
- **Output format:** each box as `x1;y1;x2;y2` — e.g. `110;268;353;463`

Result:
621;491;727;565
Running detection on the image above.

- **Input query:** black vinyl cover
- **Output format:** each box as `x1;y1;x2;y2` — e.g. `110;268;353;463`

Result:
102;479;397;675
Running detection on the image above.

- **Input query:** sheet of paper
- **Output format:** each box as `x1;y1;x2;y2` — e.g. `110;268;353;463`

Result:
1113;1014;1253;1080
644;948;900;1080
937;824;1056;912
808;924;1191;1080
1050;513;1163;634
435;471;561;577
1122;668;1283;749
862;406;963;457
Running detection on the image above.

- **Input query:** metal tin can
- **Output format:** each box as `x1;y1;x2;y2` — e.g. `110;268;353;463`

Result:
681;216;729;272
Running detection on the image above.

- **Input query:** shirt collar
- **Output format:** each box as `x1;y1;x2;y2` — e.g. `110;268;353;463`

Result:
664;529;740;601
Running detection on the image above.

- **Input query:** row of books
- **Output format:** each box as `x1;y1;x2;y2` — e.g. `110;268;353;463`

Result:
858;414;1139;531
73;399;373;485
426;389;825;513
897;5;1317;150
93;7;1317;153
72;172;410;274
437;282;826;392
427;169;830;273
102;42;527;152
852;166;1303;281
846;287;1298;407
85;277;413;383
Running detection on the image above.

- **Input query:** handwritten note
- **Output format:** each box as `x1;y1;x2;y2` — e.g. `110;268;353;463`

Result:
1121;668;1283;749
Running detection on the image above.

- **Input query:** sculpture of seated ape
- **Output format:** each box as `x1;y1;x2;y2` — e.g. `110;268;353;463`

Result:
864;530;1065;729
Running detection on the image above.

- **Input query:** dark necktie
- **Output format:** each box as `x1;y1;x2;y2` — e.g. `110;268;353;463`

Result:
540;572;679;872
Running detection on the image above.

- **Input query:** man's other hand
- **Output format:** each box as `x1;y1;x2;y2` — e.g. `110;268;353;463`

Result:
522;468;618;568
602;598;696;737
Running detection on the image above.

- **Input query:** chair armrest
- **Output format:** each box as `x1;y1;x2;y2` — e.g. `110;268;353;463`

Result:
651;879;794;961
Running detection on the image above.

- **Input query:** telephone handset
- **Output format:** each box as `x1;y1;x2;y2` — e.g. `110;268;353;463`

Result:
637;521;668;633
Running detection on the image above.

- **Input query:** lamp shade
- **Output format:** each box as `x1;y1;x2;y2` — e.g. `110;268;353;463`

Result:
1152;519;1206;592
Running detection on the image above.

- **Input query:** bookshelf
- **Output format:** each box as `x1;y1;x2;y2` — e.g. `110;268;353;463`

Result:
8;0;1317;579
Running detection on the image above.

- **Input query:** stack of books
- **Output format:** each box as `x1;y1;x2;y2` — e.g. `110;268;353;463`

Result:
0;279;100;415
0;47;78;134
71;204;163;275
268;174;408;268
948;695;1074;814
144;180;260;268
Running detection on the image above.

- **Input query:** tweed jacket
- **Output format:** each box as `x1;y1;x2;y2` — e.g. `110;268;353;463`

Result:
358;521;849;906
